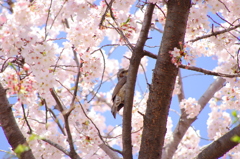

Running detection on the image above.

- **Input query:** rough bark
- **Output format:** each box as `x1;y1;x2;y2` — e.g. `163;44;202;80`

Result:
195;124;240;159
0;83;35;159
139;0;191;158
122;3;155;159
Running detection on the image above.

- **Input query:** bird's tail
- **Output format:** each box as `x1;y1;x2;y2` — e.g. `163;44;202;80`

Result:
111;106;117;119
111;96;121;118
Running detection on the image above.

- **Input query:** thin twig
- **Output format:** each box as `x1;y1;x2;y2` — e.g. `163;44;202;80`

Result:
140;62;149;84
28;118;45;124
70;46;82;109
182;73;204;79
53;48;65;73
99;0;115;27
216;13;233;26
156;4;166;18
103;1;135;51
76;96;123;155
43;99;48;129
190;126;212;141
88;49;106;103
50;88;66;112
49;0;67;30
208;15;240;41
178;64;240;78
48;108;66;135
55;79;122;155
21;103;32;134
150;25;164;33
42;138;70;156
143;51;240;78
107;20;135;51
44;0;53;40
187;23;240;43
104;0;115;21
218;0;230;12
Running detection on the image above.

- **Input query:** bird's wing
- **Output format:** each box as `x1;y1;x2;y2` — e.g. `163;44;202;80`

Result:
112;76;127;101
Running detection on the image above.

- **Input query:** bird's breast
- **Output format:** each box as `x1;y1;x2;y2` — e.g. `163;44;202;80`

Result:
117;84;126;99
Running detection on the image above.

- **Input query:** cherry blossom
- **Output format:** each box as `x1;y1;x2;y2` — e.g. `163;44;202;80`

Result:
0;0;240;158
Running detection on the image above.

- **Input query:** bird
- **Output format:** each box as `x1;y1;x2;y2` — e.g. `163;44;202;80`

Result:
111;68;128;118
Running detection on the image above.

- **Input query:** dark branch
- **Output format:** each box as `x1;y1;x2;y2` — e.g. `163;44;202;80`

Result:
195;124;240;159
163;77;226;159
144;51;240;78
21;103;32;134
0;83;35;159
178;64;240;78
42;138;70;156
122;3;155;159
187;23;240;43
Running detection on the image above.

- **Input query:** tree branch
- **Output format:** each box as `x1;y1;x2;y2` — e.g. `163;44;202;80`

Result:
51;80;80;158
44;0;53;40
63;114;80;159
178;64;240;78
47;108;66;135
177;70;185;103
122;3;155;159
70;46;82;109
0;83;35;159
144;51;240;78
187;23;240;43
195;124;240;159
99;143;120;159
87;49;106;103
42;138;70;156
21;103;33;134
58;80;123;156
163;77;226;159
50;88;66;113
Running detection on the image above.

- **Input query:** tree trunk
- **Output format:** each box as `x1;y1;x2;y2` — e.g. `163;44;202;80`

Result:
0;83;35;159
139;0;191;158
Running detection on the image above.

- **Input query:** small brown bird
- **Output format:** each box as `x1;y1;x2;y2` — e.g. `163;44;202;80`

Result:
111;69;128;118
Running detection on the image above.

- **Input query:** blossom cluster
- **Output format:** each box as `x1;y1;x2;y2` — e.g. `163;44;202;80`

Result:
169;44;196;66
207;100;231;140
0;0;240;158
173;128;200;159
180;97;201;119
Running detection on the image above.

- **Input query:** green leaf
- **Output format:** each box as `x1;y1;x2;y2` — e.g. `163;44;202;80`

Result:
231;135;240;143
8;62;17;71
8;62;13;67
120;17;130;26
28;134;43;141
14;144;30;158
232;110;238;117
